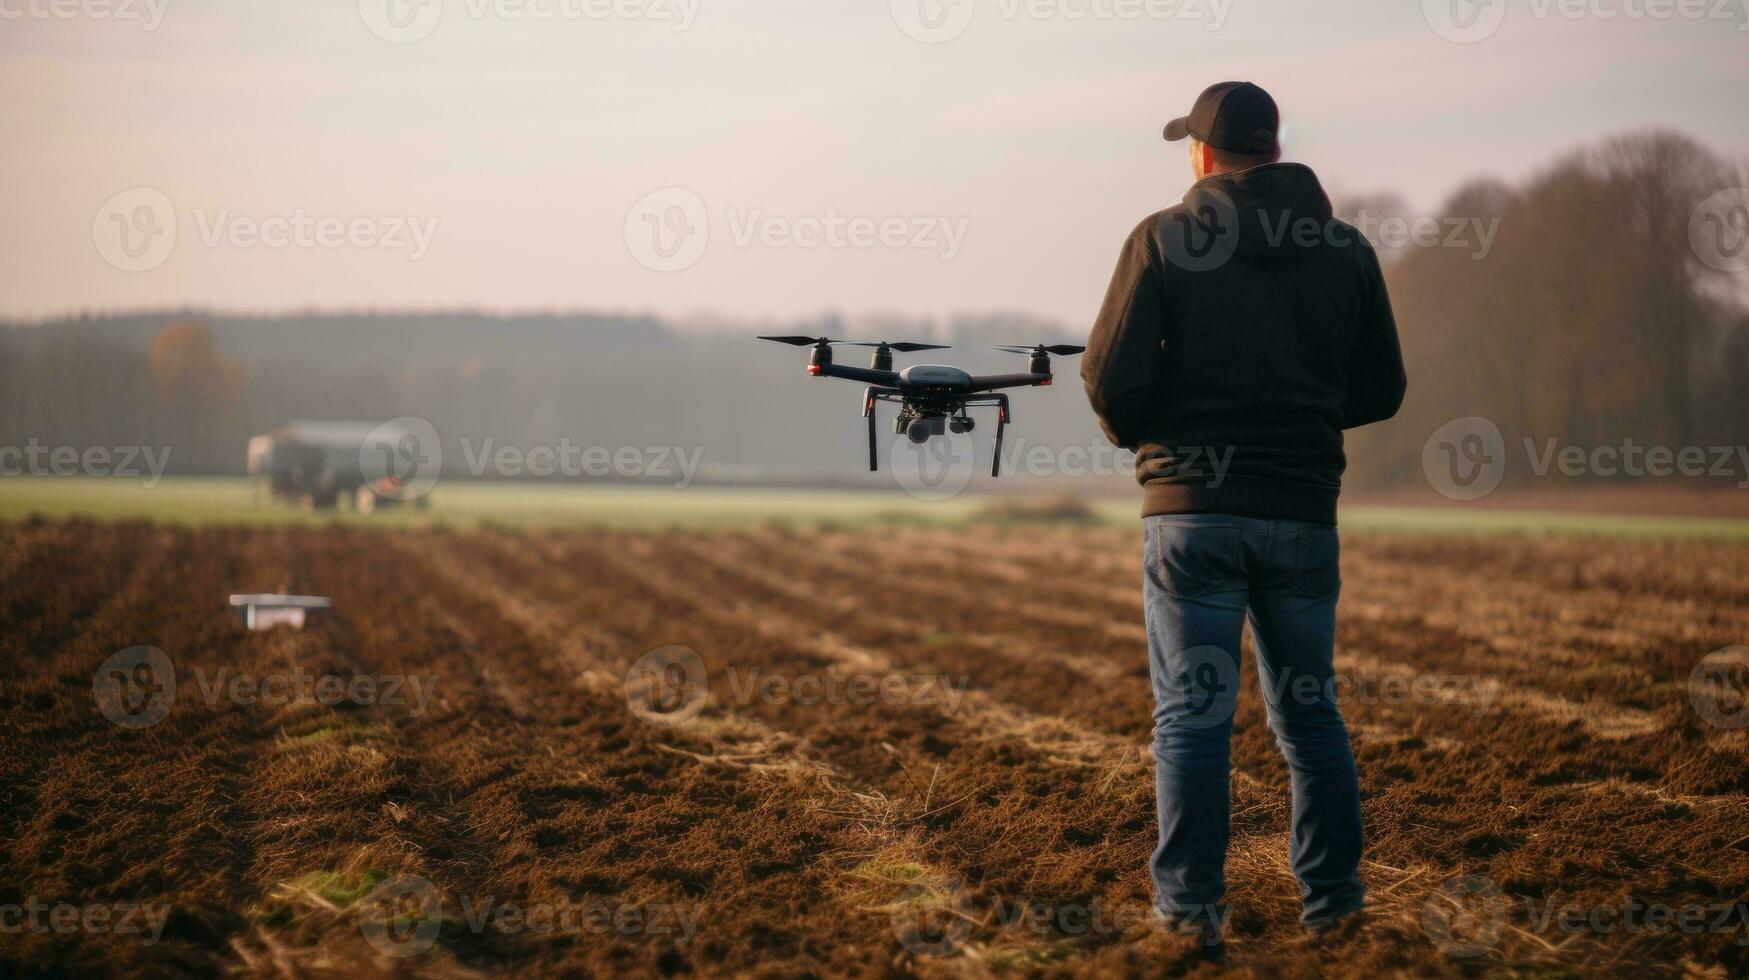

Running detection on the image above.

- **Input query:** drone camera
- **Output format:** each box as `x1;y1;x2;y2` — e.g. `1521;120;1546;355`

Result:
906;416;947;444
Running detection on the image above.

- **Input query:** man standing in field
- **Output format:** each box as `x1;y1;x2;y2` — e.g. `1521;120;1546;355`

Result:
1081;81;1406;946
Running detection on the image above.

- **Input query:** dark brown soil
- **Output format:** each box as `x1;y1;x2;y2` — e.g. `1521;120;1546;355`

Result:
2;518;1746;978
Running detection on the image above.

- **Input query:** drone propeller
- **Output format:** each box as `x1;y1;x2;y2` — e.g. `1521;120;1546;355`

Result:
842;340;949;353
993;344;1087;356
758;335;833;346
757;336;947;352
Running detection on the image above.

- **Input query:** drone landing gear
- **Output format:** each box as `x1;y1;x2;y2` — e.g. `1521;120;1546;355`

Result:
862;389;1011;477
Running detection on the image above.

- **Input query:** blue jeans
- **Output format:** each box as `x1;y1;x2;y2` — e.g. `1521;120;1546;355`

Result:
1143;513;1364;928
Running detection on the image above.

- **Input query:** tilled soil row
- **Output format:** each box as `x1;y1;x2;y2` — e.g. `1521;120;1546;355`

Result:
378;528;975;976
703;527;1749;973
601;531;1459;972
434;529;1226;973
3;526;277;976
835;528;1740;763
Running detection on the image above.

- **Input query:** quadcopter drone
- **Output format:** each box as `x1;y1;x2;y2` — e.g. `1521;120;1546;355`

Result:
757;336;1086;476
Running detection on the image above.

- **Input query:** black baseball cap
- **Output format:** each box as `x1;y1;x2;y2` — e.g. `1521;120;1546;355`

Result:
1163;81;1279;155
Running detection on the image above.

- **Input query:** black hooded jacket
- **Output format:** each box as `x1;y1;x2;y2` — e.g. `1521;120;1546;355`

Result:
1080;163;1406;525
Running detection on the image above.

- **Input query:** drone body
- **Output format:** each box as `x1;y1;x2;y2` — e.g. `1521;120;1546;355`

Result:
757;336;1086;476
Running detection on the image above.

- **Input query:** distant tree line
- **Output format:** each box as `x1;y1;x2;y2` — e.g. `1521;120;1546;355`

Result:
1340;129;1749;489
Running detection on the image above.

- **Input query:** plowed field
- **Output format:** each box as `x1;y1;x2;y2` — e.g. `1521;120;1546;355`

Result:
3;519;1747;978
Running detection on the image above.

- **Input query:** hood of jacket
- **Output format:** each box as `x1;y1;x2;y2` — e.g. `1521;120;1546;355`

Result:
1180;162;1337;261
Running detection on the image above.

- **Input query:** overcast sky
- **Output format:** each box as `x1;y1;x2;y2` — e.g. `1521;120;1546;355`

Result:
4;0;1747;325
